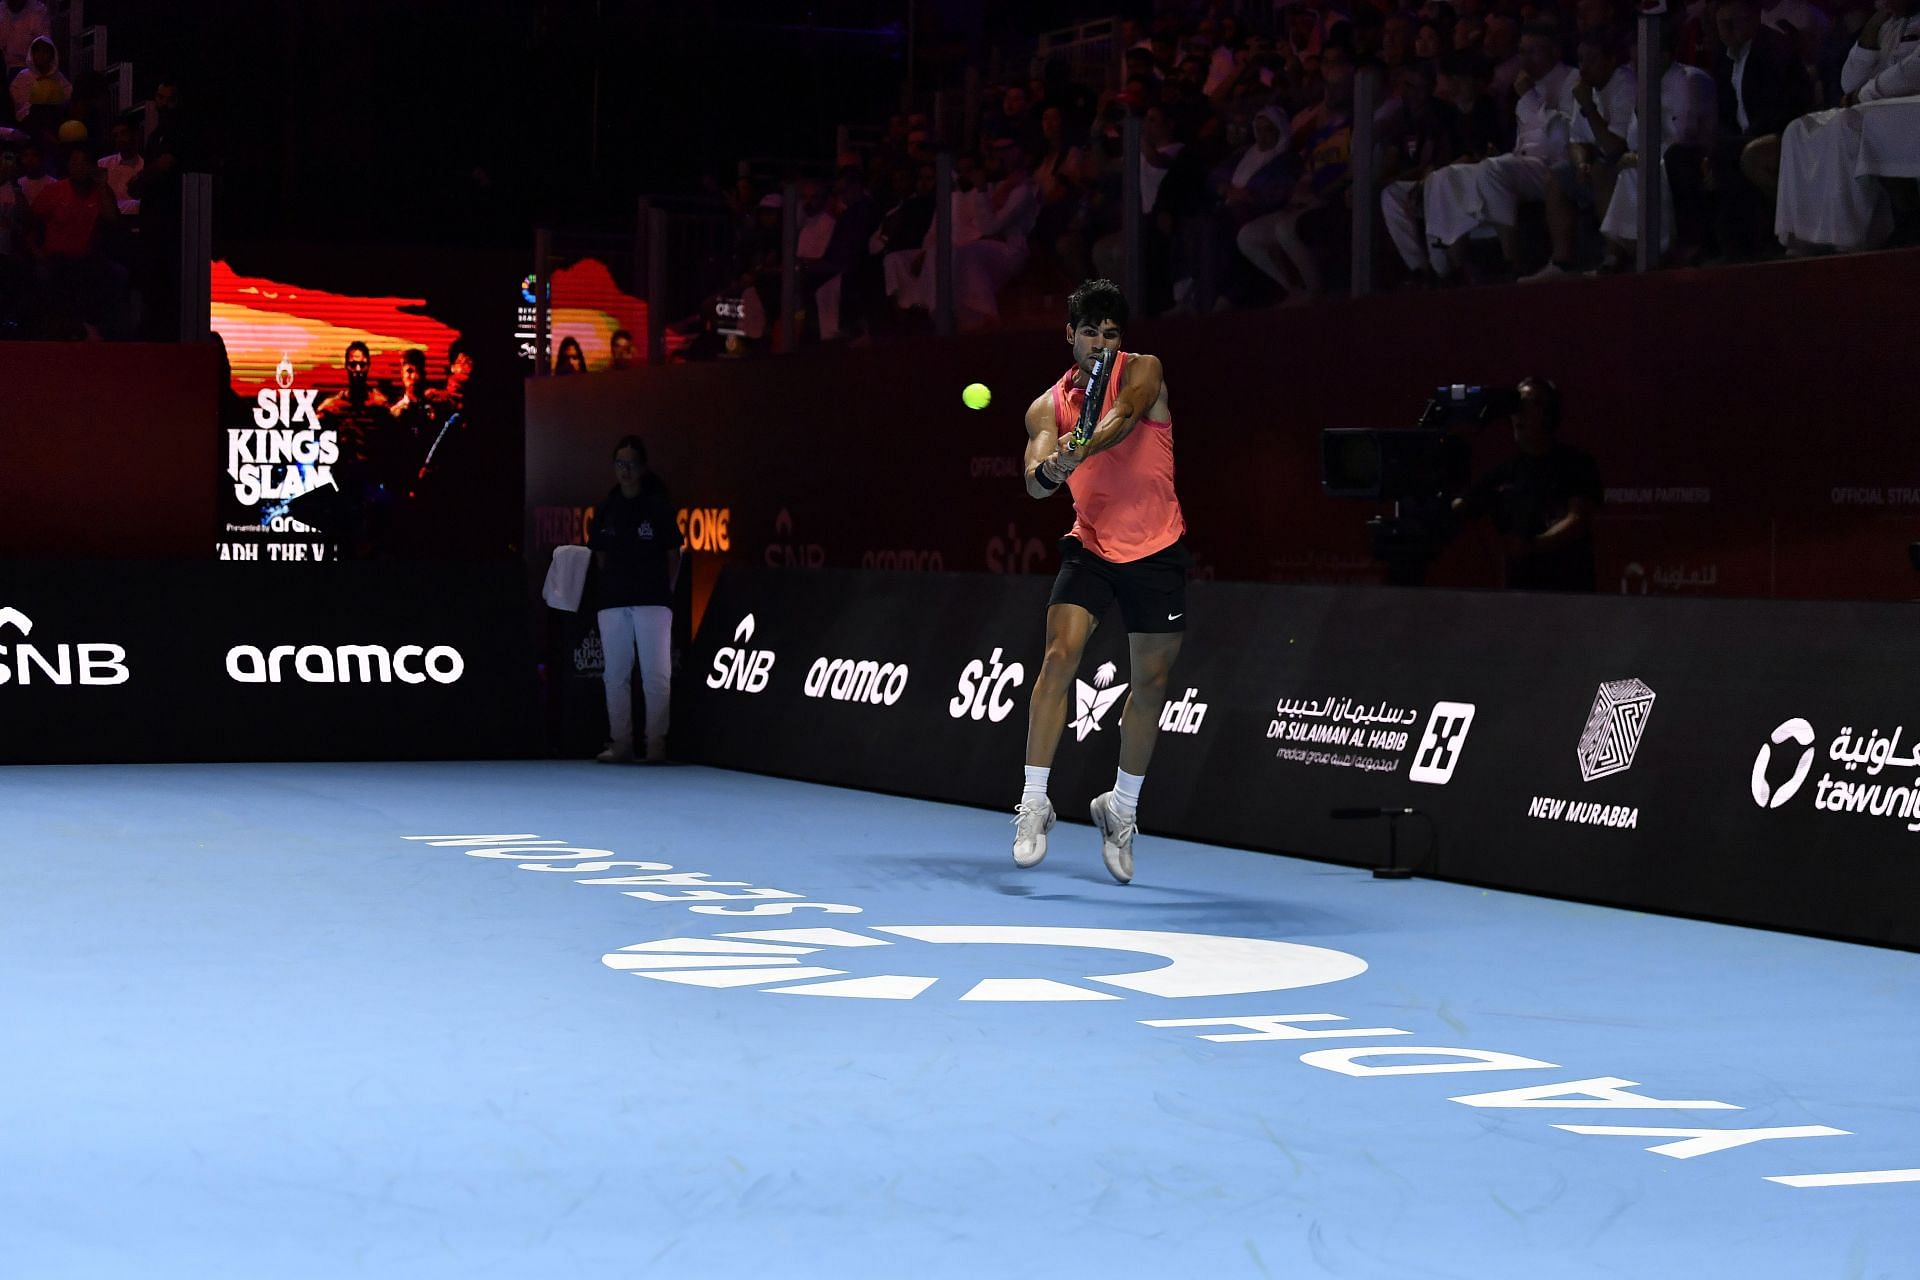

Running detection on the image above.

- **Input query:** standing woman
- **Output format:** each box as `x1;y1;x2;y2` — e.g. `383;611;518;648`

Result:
591;436;682;764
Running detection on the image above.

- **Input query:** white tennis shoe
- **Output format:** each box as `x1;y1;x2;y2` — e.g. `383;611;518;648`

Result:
1089;791;1136;884
1011;796;1056;868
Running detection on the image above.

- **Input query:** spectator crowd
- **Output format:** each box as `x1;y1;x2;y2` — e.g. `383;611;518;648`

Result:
678;0;1919;352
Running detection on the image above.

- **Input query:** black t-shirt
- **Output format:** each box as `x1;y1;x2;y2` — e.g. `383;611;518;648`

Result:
590;485;683;608
1461;442;1602;592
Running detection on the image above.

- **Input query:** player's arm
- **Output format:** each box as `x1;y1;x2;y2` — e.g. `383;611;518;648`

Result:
1077;353;1163;459
1023;391;1069;500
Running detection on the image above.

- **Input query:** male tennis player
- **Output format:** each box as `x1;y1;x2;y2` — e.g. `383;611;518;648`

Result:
1012;278;1188;884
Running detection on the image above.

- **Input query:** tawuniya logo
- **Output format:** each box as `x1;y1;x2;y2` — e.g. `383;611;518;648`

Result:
1752;717;1920;831
707;614;775;693
226;643;465;684
1071;662;1129;742
0;607;130;686
950;648;1026;722
1409;701;1475;784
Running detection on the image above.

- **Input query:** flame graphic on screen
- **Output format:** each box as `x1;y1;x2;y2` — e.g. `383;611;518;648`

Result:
211;260;464;392
546;258;649;369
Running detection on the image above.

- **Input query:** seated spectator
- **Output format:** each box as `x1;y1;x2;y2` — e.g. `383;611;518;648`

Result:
805;162;879;340
1484;13;1526;105
1236;42;1356;304
1382;57;1491;284
1092;104;1205;313
1030;105;1089;278
1524;27;1634;279
10;35;67;134
1382;12;1418;70
1769;0;1920;251
0;132;24;314
1761;0;1833;64
29;140;125;334
1190;103;1294;309
0;0;49;83
888;152;987;314
1416;18;1451;62
947;137;1037;330
15;134;44;200
98;116;142;215
1597;18;1718;265
1665;0;1809;260
1422;22;1575;280
1818;1;1876;106
983;84;1045;158
862;162;934;330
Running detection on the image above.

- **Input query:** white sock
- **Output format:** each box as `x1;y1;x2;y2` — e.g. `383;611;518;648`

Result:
1022;765;1051;806
1112;768;1145;818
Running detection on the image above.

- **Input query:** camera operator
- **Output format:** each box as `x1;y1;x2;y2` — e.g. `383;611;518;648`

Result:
1451;376;1601;591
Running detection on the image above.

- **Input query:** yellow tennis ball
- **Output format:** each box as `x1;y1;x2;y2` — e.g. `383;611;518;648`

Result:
962;382;992;411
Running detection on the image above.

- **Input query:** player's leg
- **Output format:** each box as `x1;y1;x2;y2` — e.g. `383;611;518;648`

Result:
1089;547;1188;883
1014;545;1112;868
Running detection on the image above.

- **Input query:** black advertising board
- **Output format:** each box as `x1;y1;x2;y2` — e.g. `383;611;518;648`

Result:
680;567;1920;948
0;562;537;764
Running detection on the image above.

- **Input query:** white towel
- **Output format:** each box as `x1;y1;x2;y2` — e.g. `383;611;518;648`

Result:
543;544;592;612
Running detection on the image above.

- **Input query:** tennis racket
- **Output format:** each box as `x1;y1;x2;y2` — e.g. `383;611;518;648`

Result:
1068;347;1114;452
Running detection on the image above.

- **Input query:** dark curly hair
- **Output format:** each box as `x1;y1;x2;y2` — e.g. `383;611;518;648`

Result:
1067;278;1129;333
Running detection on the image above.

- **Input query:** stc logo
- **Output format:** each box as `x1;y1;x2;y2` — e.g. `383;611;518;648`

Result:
1409;701;1476;784
707;615;776;693
226;643;465;685
1751;717;1816;809
950;648;1026;722
0;607;130;686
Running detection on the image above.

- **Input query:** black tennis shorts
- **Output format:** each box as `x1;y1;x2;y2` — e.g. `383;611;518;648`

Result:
1048;536;1191;634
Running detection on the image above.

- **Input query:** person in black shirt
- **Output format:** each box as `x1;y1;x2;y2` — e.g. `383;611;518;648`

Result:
1453;377;1602;591
590;435;682;764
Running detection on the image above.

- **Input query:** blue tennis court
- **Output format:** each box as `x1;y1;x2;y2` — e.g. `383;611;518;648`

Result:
4;761;1916;1278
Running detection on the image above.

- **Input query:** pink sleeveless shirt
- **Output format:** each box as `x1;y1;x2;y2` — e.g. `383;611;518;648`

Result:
1050;351;1186;564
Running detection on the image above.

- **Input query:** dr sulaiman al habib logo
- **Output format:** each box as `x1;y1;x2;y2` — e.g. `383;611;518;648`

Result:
0;608;130;685
1752;717;1920;832
225;643;464;685
707;614;775;693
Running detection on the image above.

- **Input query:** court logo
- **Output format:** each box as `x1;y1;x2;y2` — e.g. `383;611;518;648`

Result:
1751;717;1817;809
601;924;1368;1003
1578;679;1656;782
1409;701;1476;784
0;607;131;686
225;643;464;685
804;656;910;706
1157;687;1208;735
1071;662;1129;742
707;614;776;694
950;648;1026;723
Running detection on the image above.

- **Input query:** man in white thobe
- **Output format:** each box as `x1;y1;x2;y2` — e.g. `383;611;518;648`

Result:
1773;0;1920;250
1424;22;1577;277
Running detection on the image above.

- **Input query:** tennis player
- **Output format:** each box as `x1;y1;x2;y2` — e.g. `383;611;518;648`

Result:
1012;279;1189;884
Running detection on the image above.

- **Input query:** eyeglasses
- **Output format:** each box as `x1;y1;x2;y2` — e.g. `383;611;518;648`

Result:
614;460;641;470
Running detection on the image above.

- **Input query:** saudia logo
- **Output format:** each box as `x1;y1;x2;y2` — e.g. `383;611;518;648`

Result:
950;648;1026;722
707;614;775;693
1071;662;1129;742
1157;687;1207;735
0;607;130;686
227;355;340;506
804;655;910;705
225;643;465;685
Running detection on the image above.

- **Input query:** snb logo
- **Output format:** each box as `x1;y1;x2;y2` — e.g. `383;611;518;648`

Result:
1751;717;1816;809
950;648;1026;722
1409;701;1475;784
0;607;130;686
1578;678;1655;782
707;614;776;693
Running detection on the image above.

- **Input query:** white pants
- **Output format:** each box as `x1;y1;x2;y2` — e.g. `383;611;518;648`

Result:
1599;159;1676;250
1423;154;1554;246
1381;178;1449;274
1775;106;1894;251
598;605;671;751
